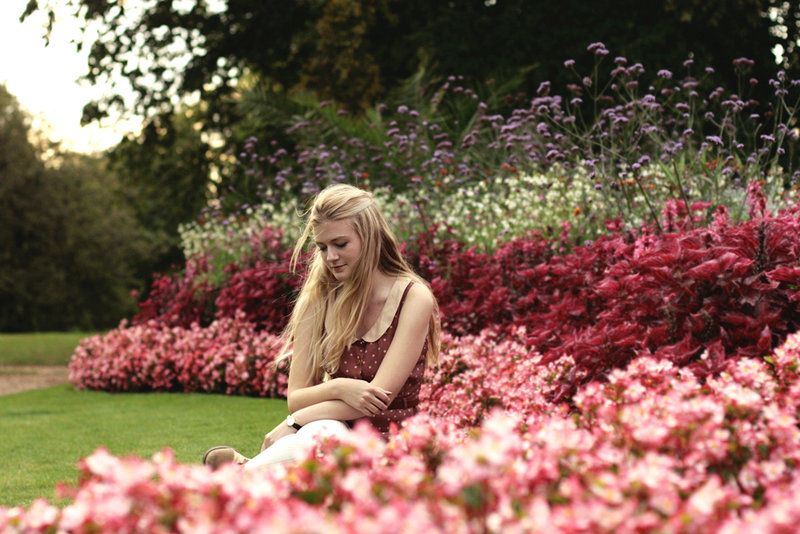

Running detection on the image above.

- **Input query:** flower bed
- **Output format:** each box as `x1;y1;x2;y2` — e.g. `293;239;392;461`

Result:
80;188;800;408
8;332;800;532
69;313;288;398
409;194;800;399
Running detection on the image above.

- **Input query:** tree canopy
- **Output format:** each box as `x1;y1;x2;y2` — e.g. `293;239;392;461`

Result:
0;85;152;331
23;0;798;126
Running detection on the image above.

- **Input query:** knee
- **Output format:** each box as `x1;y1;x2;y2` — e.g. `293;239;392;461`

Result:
299;419;350;438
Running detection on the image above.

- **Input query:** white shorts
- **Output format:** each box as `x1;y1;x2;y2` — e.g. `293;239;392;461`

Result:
243;419;350;471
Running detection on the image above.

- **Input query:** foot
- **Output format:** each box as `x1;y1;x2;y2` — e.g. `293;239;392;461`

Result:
203;446;250;469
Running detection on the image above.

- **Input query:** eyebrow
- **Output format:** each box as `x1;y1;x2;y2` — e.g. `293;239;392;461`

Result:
314;236;349;246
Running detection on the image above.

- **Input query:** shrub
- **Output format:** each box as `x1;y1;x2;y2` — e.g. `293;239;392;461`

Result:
69;313;288;398
398;187;800;400
132;256;216;329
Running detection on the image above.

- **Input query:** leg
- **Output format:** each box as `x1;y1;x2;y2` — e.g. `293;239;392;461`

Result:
244;419;350;471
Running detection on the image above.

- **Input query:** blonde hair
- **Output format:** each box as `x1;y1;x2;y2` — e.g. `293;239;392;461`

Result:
273;184;441;384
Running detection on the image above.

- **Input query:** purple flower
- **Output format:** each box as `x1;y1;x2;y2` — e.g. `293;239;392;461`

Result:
705;135;723;146
657;69;673;79
537;81;551;96
629;63;645;75
564;59;576;69
587;42;609;56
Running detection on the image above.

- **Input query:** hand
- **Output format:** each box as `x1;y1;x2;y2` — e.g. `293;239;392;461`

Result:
261;420;297;452
337;378;392;416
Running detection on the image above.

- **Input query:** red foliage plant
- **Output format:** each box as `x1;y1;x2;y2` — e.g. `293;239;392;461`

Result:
212;225;308;332
133;225;304;332
213;257;300;333
409;185;800;401
132;255;216;328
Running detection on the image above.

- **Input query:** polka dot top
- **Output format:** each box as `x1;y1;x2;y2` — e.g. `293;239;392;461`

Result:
329;278;428;441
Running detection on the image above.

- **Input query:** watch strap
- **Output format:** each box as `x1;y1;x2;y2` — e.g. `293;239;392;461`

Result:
286;415;303;431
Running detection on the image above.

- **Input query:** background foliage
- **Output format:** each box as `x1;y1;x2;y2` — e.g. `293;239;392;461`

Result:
6;0;800;330
0;86;151;331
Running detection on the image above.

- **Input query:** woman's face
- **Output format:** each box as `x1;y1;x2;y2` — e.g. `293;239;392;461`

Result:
314;218;363;280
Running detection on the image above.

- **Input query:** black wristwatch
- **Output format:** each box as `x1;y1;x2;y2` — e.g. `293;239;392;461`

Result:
285;414;303;431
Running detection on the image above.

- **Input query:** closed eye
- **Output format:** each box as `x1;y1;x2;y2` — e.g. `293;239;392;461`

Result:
318;243;347;251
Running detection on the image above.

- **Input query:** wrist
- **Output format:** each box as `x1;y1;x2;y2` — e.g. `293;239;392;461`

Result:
285;414;303;431
330;377;344;400
291;406;310;427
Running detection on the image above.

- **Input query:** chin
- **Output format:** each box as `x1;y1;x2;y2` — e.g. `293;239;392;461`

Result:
332;267;349;278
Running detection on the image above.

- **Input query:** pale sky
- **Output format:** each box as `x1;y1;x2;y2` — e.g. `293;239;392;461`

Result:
0;0;142;154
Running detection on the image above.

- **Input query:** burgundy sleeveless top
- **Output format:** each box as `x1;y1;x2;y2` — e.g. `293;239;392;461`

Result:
330;279;428;440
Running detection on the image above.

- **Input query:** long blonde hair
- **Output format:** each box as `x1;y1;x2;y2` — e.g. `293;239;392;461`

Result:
273;184;441;383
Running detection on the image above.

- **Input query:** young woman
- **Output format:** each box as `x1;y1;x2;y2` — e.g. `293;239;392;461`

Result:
203;183;441;470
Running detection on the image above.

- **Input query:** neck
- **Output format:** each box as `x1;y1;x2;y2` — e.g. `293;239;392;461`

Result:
368;269;397;302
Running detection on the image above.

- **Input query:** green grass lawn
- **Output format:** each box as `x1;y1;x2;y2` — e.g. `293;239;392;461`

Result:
0;384;287;507
0;332;96;366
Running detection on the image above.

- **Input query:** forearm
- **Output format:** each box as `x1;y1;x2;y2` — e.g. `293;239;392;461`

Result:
287;378;342;413
292;400;366;426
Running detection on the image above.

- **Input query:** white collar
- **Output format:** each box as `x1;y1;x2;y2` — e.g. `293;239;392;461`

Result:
325;277;412;343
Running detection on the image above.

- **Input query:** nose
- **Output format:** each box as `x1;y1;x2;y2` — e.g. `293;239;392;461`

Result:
326;248;338;262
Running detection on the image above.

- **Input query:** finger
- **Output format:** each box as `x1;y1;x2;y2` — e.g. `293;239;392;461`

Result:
371;387;391;403
369;398;385;413
375;397;388;411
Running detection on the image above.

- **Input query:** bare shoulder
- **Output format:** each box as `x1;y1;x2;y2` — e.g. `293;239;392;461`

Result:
405;282;435;314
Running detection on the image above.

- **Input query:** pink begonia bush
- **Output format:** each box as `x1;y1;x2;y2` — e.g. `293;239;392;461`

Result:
6;332;800;532
68;311;289;398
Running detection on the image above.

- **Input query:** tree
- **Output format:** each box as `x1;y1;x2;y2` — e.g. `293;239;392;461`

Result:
22;0;796;125
0;85;152;331
108;108;212;279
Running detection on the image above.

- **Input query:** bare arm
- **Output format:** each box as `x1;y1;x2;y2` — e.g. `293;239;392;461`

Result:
292;284;434;425
368;284;433;403
287;378;343;413
293;399;370;425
